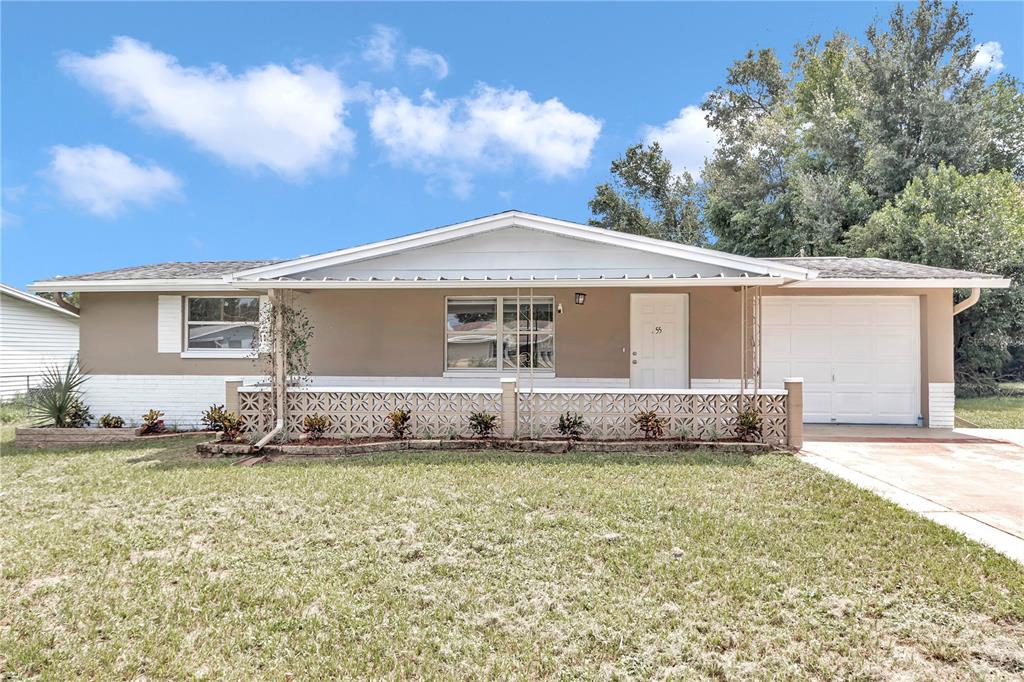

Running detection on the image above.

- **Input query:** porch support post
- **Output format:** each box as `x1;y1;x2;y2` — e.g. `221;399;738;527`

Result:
224;379;242;415
784;377;803;450
500;378;517;439
272;289;287;434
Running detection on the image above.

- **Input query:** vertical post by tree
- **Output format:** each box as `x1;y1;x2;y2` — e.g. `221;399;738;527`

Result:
252;289;314;438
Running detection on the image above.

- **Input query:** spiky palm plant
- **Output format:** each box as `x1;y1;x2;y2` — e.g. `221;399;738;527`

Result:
30;357;91;427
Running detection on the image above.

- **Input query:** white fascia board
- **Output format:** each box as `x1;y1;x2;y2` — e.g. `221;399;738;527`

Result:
234;276;792;290
781;278;1012;289
0;284;79;317
28;279;251;293
230;211;816;282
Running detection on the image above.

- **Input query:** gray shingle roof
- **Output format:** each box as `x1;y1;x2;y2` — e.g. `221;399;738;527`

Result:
48;255;1004;282
768;257;1004;280
53;260;281;281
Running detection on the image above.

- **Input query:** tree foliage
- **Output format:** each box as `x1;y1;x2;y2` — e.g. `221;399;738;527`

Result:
588;143;705;245
699;0;1020;256
846;166;1024;390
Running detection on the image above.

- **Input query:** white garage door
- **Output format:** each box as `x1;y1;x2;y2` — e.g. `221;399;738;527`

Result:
762;296;921;424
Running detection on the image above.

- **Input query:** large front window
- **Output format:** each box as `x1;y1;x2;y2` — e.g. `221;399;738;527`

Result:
186;296;259;351
446;297;554;372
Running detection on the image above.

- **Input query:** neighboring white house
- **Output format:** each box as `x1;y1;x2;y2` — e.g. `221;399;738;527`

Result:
0;283;80;401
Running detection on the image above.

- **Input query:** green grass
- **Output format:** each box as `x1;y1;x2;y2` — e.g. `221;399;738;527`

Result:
0;395;30;425
2;429;1023;679
957;394;1024;428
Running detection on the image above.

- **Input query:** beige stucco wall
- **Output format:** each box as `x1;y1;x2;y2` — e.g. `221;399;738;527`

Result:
80;292;260;375
79;287;955;392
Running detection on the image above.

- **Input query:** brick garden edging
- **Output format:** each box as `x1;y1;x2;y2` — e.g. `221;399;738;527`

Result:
196;438;777;458
15;428;213;449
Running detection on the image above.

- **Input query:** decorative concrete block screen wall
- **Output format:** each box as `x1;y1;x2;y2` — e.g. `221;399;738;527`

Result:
236;381;796;446
239;387;503;439
516;390;789;444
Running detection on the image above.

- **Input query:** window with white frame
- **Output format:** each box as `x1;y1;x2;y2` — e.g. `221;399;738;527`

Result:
446;297;554;372
186;296;260;351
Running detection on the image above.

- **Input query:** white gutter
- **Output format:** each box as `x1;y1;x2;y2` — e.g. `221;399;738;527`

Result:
782;278;1011;289
231;276;796;290
28;279;241;293
953;288;982;315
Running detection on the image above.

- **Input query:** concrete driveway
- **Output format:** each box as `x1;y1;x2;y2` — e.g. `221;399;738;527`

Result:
800;425;1024;562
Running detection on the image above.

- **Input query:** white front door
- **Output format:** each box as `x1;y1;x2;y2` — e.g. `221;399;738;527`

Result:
630;293;689;389
761;296;921;424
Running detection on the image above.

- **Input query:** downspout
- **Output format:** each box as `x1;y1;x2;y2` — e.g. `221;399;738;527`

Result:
254;289;286;450
953;288;981;316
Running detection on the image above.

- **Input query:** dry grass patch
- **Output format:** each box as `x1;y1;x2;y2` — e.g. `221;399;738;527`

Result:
2;428;1023;679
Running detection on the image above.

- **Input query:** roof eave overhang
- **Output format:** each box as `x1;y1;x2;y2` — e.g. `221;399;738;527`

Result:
235;276;795;290
781;278;1012;289
28;279;249;293
1;286;80;317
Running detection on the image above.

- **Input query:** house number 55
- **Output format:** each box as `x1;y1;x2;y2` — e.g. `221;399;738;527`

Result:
652;326;663;334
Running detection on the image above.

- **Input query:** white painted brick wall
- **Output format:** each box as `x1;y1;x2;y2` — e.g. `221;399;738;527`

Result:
928;382;955;429
81;375;257;427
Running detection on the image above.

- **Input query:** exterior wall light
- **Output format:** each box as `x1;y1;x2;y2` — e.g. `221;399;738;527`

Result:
575;292;586;305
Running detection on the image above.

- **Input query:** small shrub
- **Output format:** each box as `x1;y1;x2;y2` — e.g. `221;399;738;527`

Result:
64;397;93;428
302;413;330;440
139;409;165;435
556;411;588;440
99;413;125;429
385;408;412;439
703;422;721;442
219;412;245;441
735;409;762;442
201;404;230;432
30;357;90;427
631;410;666;439
468;411;498;438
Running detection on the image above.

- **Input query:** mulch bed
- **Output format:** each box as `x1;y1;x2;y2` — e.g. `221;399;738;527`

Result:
197;437;780;459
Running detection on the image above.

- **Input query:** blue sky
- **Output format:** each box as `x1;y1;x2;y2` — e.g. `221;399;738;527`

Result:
2;1;1021;289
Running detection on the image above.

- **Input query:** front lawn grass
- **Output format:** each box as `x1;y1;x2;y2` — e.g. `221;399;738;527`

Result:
2;430;1023;679
956;394;1024;428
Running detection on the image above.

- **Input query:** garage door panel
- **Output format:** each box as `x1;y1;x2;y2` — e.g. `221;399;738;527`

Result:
803;390;833;422
840;304;874;326
762;329;792;356
874;362;916;384
876;302;916;325
834;391;875;418
834;362;874;384
791;361;831;384
761;296;920;425
762;304;791;325
791;329;832;357
791;304;833;325
832;332;873;360
877;392;916;417
874;332;915;361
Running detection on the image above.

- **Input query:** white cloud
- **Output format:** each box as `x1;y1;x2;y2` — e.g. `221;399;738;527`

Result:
46;145;181;217
1;210;22;229
60;37;353;178
362;25;399;70
369;85;601;195
407;47;449;79
972;41;1005;73
644;105;719;179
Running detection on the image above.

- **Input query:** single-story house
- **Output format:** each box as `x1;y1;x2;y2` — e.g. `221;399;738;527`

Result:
0;283;80;401
29;211;1010;432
